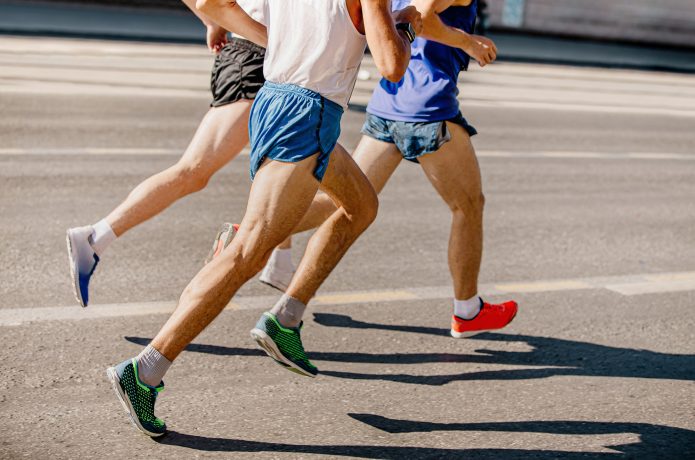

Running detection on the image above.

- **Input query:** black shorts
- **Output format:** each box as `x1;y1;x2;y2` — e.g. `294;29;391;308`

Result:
210;38;265;107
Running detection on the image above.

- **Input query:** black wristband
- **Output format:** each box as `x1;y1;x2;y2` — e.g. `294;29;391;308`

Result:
396;22;416;43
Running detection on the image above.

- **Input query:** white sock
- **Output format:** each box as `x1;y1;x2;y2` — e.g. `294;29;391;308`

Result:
270;294;306;328
270;247;294;271
90;219;116;256
454;295;481;320
136;345;172;387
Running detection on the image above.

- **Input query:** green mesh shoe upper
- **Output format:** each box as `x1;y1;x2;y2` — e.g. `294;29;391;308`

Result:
112;358;166;436
256;312;318;376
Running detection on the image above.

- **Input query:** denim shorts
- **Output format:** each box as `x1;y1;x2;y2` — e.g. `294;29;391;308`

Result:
249;82;344;181
361;112;477;163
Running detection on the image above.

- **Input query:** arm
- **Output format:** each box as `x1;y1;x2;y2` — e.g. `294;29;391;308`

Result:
361;0;419;82
182;0;215;26
411;0;497;67
196;0;268;48
181;0;229;54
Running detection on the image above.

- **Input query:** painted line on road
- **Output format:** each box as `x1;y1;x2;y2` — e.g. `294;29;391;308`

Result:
1;148;693;161
1;270;694;326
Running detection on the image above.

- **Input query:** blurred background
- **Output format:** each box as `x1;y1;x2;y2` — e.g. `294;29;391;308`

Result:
3;0;695;46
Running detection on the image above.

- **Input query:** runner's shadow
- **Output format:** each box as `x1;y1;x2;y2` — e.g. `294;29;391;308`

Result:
313;312;450;336
312;314;695;383
125;325;695;384
156;429;659;458
124;336;490;364
347;414;695;458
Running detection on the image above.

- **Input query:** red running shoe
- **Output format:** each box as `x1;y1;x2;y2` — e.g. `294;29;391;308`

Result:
450;300;518;338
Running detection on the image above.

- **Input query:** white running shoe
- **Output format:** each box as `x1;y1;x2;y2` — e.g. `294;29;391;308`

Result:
204;222;239;265
259;251;295;292
66;226;100;307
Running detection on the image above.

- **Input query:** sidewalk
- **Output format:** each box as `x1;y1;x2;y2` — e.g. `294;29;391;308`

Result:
2;0;695;73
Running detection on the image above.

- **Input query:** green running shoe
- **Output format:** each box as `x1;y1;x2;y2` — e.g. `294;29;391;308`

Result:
106;358;166;437
250;312;318;378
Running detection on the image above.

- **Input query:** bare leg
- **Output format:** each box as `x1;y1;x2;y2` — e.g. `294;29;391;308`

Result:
291;135;402;234
106;100;253;236
272;136;399;261
285;143;381;303
418;122;484;300
150;156;320;360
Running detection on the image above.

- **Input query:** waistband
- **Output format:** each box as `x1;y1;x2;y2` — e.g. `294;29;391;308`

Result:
262;81;343;112
229;36;266;54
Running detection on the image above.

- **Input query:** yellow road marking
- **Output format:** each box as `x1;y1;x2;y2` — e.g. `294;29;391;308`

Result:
643;272;695;282
494;280;592;293
314;290;418;305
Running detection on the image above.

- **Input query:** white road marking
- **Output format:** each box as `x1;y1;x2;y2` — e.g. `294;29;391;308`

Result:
1;148;692;161
1;270;694;326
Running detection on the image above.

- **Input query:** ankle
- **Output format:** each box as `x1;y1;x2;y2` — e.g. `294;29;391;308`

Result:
454;295;481;320
90;219;117;256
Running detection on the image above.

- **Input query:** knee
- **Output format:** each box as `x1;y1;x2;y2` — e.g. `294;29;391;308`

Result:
450;191;485;219
218;238;271;280
173;162;212;194
346;186;379;233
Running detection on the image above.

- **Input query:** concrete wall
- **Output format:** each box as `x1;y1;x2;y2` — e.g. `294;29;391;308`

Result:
488;0;695;47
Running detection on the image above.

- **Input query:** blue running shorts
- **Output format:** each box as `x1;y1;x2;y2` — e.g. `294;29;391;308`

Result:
249;81;343;182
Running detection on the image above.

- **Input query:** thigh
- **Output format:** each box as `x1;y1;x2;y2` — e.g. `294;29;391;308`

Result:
351;135;403;194
178;100;253;174
418;121;482;207
237;155;321;249
318;143;378;215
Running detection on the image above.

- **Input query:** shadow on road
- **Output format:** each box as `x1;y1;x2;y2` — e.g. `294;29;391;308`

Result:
155;417;695;458
347;414;695;458
156;427;694;458
312;313;695;384
125;318;694;385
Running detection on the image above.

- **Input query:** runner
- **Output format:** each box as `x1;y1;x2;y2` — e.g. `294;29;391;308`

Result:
104;0;421;437
65;0;270;307
254;0;518;338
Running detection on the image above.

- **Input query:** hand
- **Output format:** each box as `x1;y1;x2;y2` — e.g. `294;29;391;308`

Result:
464;34;497;67
392;6;423;36
206;24;229;54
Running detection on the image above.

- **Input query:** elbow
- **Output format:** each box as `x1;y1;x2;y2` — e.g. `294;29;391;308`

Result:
382;67;406;83
195;0;211;13
379;55;409;83
196;0;223;14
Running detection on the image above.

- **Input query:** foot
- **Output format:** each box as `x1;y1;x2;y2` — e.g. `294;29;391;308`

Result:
259;255;295;293
66;226;99;307
250;312;318;377
106;358;166;437
450;300;518;338
204;222;239;264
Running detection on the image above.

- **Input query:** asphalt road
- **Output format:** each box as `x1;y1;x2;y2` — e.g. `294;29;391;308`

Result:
1;36;694;459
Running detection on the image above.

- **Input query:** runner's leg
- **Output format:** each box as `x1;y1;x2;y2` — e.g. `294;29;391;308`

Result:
285;143;379;302
418;121;483;300
290;135;402;234
260;136;399;290
150;156;320;361
107;100;253;237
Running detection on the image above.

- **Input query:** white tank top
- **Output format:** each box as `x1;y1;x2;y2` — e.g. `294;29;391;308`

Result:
236;0;269;26
263;0;367;108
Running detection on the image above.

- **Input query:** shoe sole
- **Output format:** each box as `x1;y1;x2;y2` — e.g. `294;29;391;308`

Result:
450;309;519;339
249;328;316;378
258;278;288;293
65;230;86;308
106;367;165;438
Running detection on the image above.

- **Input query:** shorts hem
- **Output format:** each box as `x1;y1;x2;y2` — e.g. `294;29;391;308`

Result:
210;95;256;108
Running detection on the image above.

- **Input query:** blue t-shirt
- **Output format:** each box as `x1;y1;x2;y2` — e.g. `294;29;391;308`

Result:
367;0;477;122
